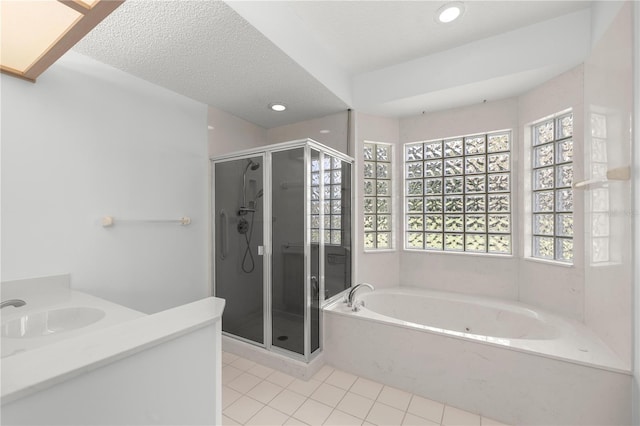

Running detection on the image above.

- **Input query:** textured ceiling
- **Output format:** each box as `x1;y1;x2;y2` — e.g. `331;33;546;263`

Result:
73;0;594;129
73;1;348;128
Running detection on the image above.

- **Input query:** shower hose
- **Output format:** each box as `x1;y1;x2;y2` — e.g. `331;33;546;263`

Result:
241;211;256;273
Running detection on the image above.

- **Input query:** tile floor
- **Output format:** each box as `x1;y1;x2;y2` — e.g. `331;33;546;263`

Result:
222;352;509;426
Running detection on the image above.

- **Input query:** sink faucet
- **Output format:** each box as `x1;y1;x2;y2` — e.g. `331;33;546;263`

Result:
346;283;374;308
1;299;26;309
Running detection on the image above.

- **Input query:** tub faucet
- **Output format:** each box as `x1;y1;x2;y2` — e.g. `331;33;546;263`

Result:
346;283;374;308
1;299;26;309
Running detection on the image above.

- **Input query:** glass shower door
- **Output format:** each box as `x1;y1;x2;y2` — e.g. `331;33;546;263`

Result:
214;156;265;344
212;140;353;360
271;148;305;355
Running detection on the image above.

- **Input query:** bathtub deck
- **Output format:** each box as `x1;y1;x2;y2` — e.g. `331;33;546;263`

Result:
221;351;509;426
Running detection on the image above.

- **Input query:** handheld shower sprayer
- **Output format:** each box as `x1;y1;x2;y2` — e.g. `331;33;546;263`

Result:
240;159;261;215
250;189;264;209
238;158;262;274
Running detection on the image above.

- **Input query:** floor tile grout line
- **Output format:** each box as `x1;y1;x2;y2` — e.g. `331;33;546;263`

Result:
323;379;355;420
400;408;409;426
250;384;301;419
405;393;445;426
333;405;374;425
358;389;378;424
223;355;491;426
440;404;447;425
237;387;432;426
224;377;277;423
291;397;334;426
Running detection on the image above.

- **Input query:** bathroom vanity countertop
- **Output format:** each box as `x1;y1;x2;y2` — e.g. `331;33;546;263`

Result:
1;296;225;404
1;288;145;359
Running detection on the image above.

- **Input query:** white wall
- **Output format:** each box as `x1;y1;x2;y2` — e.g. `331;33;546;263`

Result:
591;1;626;48
208;108;348;157
371;60;628;335
583;1;634;368
517;66;585;319
1;51;209;314
632;1;640;423
354;113;401;288
267;112;350;155
208;106;267;157
399;99;521;300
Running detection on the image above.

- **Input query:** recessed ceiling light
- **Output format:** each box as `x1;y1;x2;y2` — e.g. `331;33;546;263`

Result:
436;2;464;24
207;125;214;130
269;103;287;112
319;129;331;134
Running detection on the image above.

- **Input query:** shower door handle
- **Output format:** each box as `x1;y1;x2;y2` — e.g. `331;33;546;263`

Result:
311;276;319;296
220;209;229;260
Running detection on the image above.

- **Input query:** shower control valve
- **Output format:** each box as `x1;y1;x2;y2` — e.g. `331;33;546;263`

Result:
237;218;249;234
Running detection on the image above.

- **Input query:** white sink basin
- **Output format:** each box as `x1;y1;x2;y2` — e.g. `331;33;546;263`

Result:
2;307;106;338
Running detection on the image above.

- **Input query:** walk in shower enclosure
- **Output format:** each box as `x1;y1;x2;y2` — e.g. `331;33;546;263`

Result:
212;139;353;362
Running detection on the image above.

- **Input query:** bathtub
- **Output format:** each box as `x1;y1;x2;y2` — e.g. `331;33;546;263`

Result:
323;287;632;425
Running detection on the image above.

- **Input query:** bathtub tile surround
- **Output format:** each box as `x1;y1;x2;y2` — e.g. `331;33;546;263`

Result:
333;287;626;371
221;352;507;426
324;289;631;425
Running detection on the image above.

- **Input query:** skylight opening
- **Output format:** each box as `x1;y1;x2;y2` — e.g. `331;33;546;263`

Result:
0;0;124;82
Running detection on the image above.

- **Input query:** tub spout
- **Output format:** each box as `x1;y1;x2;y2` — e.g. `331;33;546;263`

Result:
0;299;26;309
346;283;374;308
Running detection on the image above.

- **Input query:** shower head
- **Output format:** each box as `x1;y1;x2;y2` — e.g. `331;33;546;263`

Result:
245;159;260;172
242;159;261;209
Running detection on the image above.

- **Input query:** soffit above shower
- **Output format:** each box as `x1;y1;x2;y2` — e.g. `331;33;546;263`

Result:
73;1;594;128
72;1;349;129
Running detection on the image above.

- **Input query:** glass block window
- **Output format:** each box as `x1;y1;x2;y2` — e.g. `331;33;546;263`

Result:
311;154;343;245
404;131;512;254
364;142;393;250
531;112;574;263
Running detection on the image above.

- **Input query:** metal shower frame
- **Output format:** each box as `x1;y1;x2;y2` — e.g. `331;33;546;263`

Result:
210;138;355;363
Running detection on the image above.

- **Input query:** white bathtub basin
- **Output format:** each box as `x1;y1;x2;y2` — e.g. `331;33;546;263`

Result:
2;307;106;338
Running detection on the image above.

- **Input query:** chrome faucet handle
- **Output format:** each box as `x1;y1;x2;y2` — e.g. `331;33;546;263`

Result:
346;283;375;307
343;286;354;304
352;300;365;312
